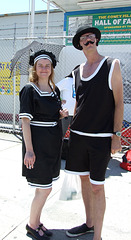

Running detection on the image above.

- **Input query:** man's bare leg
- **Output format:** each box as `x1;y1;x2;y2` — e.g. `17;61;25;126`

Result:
80;176;105;240
92;184;105;240
80;175;94;228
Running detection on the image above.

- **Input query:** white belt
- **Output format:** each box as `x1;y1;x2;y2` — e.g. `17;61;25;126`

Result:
30;121;57;127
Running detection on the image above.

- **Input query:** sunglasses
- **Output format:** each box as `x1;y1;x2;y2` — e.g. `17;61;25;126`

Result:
80;34;96;41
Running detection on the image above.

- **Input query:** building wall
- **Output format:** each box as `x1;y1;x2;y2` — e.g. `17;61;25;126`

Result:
0;10;64;38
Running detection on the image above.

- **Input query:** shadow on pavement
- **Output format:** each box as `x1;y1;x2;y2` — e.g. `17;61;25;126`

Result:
106;157;127;178
27;229;94;240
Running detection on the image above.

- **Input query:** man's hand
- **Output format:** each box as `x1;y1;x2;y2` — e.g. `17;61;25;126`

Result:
111;135;122;154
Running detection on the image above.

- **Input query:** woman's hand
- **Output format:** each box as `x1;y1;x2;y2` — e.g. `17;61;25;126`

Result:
24;150;36;169
59;108;69;119
22;118;36;169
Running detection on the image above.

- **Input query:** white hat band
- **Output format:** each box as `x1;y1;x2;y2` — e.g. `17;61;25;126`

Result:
34;54;52;64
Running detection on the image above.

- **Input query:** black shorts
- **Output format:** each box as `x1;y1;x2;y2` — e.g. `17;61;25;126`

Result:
65;131;111;185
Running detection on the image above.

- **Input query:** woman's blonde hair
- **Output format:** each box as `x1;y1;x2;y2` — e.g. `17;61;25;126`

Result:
29;63;55;90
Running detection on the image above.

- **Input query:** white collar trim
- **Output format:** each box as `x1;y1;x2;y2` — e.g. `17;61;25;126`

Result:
28;82;54;97
80;56;108;81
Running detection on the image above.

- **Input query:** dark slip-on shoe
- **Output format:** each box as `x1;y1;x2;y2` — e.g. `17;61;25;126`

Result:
26;224;50;240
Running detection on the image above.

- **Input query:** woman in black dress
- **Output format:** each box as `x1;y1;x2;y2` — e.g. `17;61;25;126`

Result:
19;50;68;240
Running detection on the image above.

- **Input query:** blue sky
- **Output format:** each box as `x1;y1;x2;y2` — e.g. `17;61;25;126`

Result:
0;0;56;14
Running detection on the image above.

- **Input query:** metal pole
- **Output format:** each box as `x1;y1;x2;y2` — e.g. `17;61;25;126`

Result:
13;23;16;132
45;0;50;43
31;0;35;38
27;0;31;38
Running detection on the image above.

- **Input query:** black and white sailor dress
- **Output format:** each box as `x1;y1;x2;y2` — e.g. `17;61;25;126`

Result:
19;82;62;188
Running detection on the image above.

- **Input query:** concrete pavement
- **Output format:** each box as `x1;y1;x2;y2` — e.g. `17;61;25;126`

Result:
0;132;131;240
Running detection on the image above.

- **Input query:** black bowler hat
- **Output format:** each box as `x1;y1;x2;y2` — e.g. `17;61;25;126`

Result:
72;25;101;50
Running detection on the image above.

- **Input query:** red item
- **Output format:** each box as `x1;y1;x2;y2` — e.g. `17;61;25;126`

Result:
120;149;131;171
64;125;70;139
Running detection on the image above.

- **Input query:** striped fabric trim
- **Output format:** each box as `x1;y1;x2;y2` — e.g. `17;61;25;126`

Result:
28;182;52;189
34;54;52;64
71;129;113;137
53;176;60;181
28;176;59;189
90;178;105;185
108;58;120;90
28;82;55;97
65;170;90;176
30;121;57;127
19;113;33;120
65;171;105;185
80;56;108;81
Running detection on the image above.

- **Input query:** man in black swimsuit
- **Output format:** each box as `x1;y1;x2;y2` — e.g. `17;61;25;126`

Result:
65;25;123;240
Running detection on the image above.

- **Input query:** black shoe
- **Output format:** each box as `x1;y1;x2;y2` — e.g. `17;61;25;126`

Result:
26;224;50;240
39;224;53;237
66;223;94;237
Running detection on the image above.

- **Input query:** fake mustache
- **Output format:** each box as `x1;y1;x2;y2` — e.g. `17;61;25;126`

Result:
84;40;94;46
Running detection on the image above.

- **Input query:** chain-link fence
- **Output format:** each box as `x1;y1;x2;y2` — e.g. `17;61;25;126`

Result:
0;35;130;148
